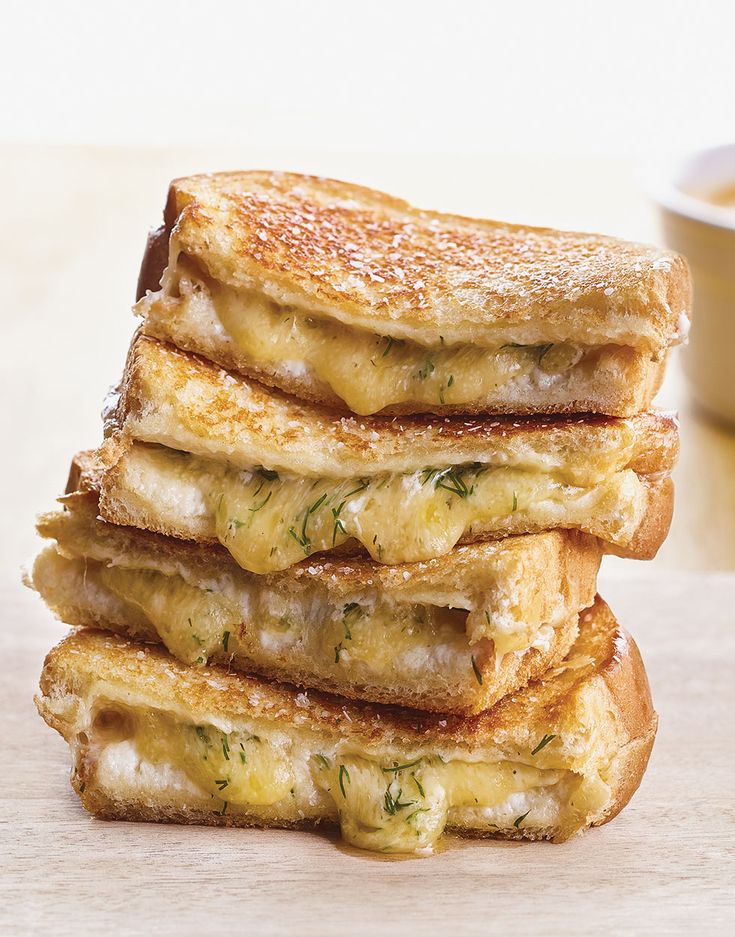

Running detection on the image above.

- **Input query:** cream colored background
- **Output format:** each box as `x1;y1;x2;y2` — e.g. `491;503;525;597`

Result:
1;2;734;934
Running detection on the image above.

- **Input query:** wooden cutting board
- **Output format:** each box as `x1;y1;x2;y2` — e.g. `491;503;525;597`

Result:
2;571;733;936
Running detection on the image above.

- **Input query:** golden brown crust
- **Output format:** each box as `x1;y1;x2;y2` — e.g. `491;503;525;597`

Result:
95;439;674;561
29;554;579;713
45;487;602;607
37;597;652;761
140;305;671;419
112;335;679;480
35;597;657;841
138;171;690;354
32;492;600;713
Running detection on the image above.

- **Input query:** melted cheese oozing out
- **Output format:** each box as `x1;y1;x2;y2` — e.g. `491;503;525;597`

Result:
127;445;643;574
148;261;593;415
98;565;241;664
87;702;609;853
77;559;506;692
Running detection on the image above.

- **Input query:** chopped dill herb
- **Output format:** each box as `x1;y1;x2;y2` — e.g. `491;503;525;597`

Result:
383;786;415;815
513;810;530;828
530;734;557;756
222;735;230;760
222;630;231;652
435;468;470;498
512;491;518;512
239;751;247;765
330;479;369;544
418;358;435;380
288;526;310;552
338;764;350;798
248;490;272;513
309;492;327;514
413;775;426;798
381;336;395;357
382;759;421;773
258;468;279;481
219;801;228;816
314;754;330;769
537;344;554;362
471;655;483;685
447;375;454;387
331;514;346;545
215;778;229;791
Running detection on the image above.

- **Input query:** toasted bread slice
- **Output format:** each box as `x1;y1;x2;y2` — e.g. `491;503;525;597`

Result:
36;597;657;855
97;336;677;572
135;171;691;417
30;490;600;714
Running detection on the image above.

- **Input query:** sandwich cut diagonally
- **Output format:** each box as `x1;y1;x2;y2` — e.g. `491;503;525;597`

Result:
30;487;602;714
36;597;657;855
136;170;691;417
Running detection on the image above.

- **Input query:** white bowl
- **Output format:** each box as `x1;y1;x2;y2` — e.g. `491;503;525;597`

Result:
650;144;735;427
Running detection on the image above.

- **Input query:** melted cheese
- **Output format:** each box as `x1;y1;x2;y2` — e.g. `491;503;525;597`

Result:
73;559;500;692
98;565;241;664
86;702;610;853
143;260;592;415
124;444;643;573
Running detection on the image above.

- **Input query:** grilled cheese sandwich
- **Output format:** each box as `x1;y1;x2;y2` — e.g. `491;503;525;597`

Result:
98;337;678;571
36;597;657;855
135;171;691;417
30;490;600;713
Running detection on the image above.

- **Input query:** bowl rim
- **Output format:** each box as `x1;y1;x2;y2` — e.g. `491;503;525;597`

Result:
647;143;735;233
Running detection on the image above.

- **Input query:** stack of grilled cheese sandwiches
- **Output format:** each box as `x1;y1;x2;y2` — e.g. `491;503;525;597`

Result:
30;172;689;855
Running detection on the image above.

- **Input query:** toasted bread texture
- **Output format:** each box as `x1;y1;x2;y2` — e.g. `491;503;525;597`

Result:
36;597;657;853
135;171;690;417
96;338;677;567
112;336;680;480
30;491;601;713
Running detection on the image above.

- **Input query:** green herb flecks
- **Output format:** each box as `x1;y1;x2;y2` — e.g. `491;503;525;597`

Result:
222;735;230;760
383;786;415;816
338;764;351;798
331;479;369;545
471;655;483;686
314;754;330;769
289;492;328;555
418;358;435;380
513;810;530;828
382;759;421;774
512;490;518;512
381;336;396;357
215;778;229;791
531;734;557;756
222;630;231;652
248;490;272;513
435;467;470;499
412;775;426;798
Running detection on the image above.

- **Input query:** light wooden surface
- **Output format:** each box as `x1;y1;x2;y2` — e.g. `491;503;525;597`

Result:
1;147;734;934
4;573;734;936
